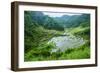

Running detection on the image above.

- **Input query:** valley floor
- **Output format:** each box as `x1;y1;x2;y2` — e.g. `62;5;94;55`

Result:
24;26;90;61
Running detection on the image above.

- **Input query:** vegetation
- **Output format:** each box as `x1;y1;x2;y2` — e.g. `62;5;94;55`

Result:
24;11;90;61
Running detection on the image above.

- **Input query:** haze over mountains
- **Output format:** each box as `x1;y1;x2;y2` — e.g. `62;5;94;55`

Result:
26;11;90;31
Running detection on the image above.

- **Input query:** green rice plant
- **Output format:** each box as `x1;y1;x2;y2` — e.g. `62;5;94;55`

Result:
59;43;90;60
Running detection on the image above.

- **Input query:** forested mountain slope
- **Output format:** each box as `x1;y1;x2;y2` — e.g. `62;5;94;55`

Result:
24;11;90;61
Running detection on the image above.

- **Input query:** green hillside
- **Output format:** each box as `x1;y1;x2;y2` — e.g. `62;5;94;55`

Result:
24;11;90;61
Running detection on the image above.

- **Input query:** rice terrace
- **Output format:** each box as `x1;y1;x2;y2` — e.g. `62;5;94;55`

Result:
24;11;90;61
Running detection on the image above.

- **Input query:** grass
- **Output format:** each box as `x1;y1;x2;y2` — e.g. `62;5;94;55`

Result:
59;43;90;59
24;26;90;61
24;41;90;61
65;26;89;35
65;26;90;40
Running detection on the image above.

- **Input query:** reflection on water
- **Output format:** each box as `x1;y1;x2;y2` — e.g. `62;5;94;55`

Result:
48;35;86;52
